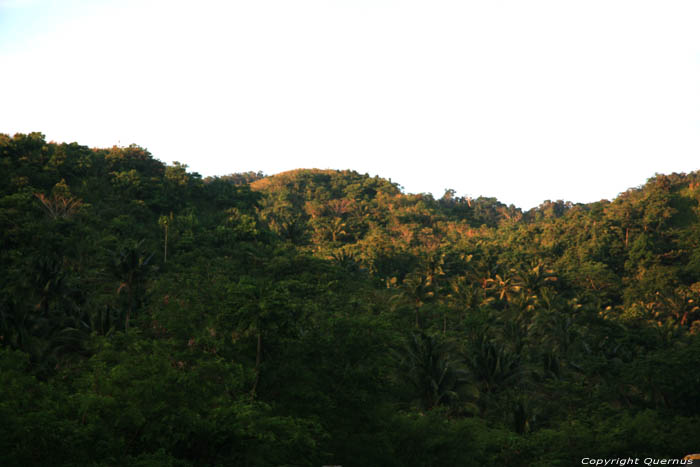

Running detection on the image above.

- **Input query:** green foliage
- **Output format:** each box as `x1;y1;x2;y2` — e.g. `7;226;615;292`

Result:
3;132;700;464
394;331;478;413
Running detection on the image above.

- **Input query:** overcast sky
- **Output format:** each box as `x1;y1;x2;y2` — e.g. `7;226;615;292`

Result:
1;0;699;208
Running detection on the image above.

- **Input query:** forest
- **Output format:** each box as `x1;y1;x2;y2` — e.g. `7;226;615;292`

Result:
1;132;699;466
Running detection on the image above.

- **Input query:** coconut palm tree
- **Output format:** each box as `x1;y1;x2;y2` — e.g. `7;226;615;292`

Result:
484;273;522;304
465;334;524;394
395;331;478;413
112;240;153;332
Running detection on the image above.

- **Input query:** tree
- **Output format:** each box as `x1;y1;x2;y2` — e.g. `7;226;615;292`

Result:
158;213;172;263
111;240;153;331
395;331;477;413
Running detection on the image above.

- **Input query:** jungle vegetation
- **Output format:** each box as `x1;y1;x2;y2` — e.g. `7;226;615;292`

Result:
1;132;699;466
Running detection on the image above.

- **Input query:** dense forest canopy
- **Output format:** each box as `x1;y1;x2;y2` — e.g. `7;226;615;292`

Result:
2;132;699;466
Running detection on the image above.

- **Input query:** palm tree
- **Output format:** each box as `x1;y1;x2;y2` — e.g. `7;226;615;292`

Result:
465;334;524;394
319;217;347;243
659;287;700;326
158;213;173;263
529;309;579;357
112;240;153;331
484;273;522;304
0;260;88;373
395;331;478;413
516;262;558;292
34;192;83;220
401;271;435;329
230;264;311;397
447;275;484;317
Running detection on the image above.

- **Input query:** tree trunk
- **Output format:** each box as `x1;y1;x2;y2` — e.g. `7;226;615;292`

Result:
125;290;133;332
252;330;262;396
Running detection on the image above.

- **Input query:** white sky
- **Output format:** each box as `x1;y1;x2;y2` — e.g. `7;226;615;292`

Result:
1;0;699;209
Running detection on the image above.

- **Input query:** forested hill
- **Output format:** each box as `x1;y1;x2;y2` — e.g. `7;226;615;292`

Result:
2;132;700;466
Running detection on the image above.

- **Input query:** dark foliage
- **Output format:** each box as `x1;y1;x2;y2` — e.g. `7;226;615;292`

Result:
2;133;699;465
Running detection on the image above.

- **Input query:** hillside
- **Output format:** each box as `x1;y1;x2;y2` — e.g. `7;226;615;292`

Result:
2;132;700;466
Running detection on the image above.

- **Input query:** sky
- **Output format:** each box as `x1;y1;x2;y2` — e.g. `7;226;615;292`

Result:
1;0;699;209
